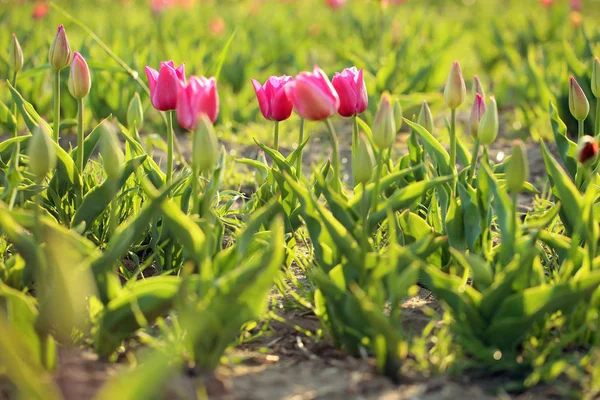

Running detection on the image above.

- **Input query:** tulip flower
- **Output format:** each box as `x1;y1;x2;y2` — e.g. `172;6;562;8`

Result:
32;2;50;20
28;125;56;183
251;76;293;122
354;134;375;186
287;66;341;191
372;93;395;151
68;52;91;100
286;66;340;121
326;0;346;9
9;34;23;74
569;76;589;139
577;136;598;166
145;61;186;111
506;141;528;194
177;76;219;131
192;115;221;215
467;93;487;185
418;101;434;135
444;61;466;182
49;25;72;142
472;76;485;99
68;52;92;174
479;96;498;147
331;67;368;118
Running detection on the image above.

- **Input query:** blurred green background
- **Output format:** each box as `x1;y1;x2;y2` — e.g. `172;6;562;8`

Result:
1;0;599;144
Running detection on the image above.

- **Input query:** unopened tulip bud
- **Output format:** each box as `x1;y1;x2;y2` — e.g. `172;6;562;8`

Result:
444;61;466;110
127;93;144;130
479;96;498;146
49;25;71;71
193;115;220;173
470;93;486;138
506;141;528;193
591;57;600;99
418;101;434;134
393;99;403;132
577;135;599;166
372;93;396;150
353;133;375;185
28;125;56;181
472;75;485;99
9;34;24;73
100;122;124;180
569;76;589;121
68;52;91;99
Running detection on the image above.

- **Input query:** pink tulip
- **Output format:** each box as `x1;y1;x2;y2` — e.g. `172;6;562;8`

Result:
570;0;581;11
326;0;346;9
251;76;294;122
332;67;368;117
177;76;219;130
68;52;91;99
145;61;186;111
286;66;340;121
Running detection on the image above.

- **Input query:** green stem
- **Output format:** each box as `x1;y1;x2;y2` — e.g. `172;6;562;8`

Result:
77;98;85;173
352;115;358;157
296;118;305;179
450;109;457;176
11;72;20;170
324;119;341;190
511;191;518;249
578;119;584;140
109;197;117;240
34;192;41;242
595;99;600;138
166;111;174;184
361;182;369;251
371;150;384;216
273;121;280;151
53;70;61;143
192;166;200;215
467;138;480;186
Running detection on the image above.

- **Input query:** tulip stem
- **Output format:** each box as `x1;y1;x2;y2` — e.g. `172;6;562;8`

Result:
352;115;358;156
371;150;384;218
166;111;174;184
296;118;305;179
467;138;480;186
11;71;20;170
192;166;200;215
273;121;280;151
53;70;61;143
324;119;342;192
511;191;518;248
450;109;457;171
361;182;369;250
77;98;85;173
578;120;584;140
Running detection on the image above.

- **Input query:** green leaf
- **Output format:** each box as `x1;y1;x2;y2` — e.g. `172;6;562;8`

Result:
445;196;466;251
71;116;113;170
403;118;452;176
548;102;577;178
450;249;493;291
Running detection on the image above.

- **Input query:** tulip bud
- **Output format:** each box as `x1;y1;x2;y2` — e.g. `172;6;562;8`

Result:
470;93;486;138
569;76;589;121
28;125;56;181
444;61;466;110
577;135;599;166
479;97;499;146
472;75;485;99
353;133;375;185
372;93;396;150
100;122;124;180
9;34;24;73
68;52;91;99
591;57;600;99
193;115;220;173
418;101;434;134
127;93;144;130
506;141;528;193
49;25;71;71
393;99;403;132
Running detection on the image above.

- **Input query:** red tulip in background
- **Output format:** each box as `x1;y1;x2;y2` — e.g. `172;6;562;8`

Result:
332;67;368;117
251;76;294;122
285;66;340;121
326;0;346;9
177;76;219;130
145;61;186;111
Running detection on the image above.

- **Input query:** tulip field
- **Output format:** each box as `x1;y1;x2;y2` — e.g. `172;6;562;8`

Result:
3;0;600;398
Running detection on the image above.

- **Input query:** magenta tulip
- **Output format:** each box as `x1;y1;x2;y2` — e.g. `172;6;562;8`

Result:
251;76;293;122
326;0;346;9
177;76;219;130
286;66;340;121
145;60;186;111
332;67;368;117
